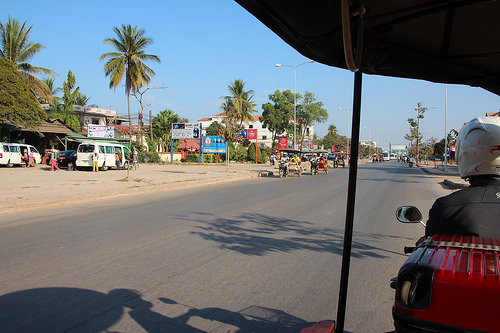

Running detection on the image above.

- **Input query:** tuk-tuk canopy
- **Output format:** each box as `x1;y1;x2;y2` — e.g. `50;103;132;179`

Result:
236;0;500;96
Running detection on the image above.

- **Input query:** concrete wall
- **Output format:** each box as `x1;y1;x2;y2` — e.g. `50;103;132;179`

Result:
157;152;182;163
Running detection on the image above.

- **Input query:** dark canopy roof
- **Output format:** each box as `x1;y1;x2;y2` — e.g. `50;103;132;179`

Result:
236;0;500;95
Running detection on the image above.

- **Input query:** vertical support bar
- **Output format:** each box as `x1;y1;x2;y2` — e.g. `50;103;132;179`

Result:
444;84;448;171
170;123;174;163
336;71;362;332
199;123;203;164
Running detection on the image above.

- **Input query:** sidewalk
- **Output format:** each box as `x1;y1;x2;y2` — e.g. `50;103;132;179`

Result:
419;164;469;189
0;163;271;215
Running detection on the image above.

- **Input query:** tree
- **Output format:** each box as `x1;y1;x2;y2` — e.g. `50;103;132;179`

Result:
74;91;90;106
42;77;62;105
48;70;82;131
296;91;328;148
404;102;427;158
320;124;348;152
260;90;295;146
151;109;188;152
218;80;256;144
100;24;160;175
0;17;56;102
0;58;45;135
223;79;256;126
205;121;222;136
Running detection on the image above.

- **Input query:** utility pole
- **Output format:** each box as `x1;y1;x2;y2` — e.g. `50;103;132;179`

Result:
134;85;167;146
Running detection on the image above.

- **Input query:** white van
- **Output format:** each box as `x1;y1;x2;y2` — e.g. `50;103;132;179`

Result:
76;142;129;170
18;144;42;164
0;143;22;167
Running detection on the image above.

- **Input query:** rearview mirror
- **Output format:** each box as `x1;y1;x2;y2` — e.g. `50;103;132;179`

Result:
396;206;423;223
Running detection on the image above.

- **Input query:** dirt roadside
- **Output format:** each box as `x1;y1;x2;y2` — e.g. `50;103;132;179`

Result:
0;163;272;215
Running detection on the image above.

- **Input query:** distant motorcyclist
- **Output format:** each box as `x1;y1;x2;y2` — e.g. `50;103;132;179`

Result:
310;153;319;172
425;117;500;239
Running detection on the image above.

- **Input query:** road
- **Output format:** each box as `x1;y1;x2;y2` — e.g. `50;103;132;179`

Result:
0;161;450;332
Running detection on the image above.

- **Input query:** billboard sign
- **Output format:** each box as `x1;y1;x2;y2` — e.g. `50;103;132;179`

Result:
172;123;201;139
278;136;288;150
203;136;227;153
87;125;114;138
237;128;257;139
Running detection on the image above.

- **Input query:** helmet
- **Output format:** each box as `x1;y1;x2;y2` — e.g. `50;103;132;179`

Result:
456;117;500;178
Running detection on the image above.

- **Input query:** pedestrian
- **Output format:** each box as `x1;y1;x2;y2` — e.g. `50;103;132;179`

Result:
50;151;60;171
92;150;99;172
22;149;29;167
28;149;35;167
115;150;121;170
132;149;138;170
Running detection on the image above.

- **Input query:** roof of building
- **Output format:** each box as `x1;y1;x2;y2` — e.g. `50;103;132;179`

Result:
5;119;75;134
177;139;200;150
486;111;500;117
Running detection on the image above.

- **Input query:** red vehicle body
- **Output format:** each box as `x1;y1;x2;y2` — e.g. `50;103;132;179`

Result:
318;160;328;174
393;235;500;332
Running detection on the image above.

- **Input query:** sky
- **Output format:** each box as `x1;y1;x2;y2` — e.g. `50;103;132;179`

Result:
4;0;499;149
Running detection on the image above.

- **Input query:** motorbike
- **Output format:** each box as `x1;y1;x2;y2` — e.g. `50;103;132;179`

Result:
279;160;289;178
310;160;319;175
392;206;500;333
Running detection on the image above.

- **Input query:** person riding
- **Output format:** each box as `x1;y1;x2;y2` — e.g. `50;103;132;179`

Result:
310;153;319;171
424;117;500;239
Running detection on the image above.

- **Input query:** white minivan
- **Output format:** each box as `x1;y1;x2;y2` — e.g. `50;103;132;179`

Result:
0;142;22;167
18;144;42;164
76;142;129;170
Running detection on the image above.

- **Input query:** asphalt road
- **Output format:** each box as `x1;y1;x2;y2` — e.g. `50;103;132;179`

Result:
0;161;450;332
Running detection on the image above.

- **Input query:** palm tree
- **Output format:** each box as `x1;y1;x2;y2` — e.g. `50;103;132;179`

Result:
100;25;160;176
42;77;62;105
0;17;56;101
224;79;256;126
74;91;90;106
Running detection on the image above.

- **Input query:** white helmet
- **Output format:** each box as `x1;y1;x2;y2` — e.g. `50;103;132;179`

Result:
456;117;500;178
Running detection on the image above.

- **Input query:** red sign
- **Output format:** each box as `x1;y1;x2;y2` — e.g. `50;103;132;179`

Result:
278;136;288;150
331;146;335;152
247;129;257;140
450;145;456;152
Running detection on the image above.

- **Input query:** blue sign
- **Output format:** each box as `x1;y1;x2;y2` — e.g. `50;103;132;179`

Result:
236;129;247;137
203;136;227;153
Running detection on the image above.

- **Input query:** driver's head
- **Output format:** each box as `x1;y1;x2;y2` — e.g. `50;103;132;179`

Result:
456;116;500;179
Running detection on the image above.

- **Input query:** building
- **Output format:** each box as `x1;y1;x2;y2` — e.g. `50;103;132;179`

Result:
42;104;129;128
198;112;314;148
73;105;128;127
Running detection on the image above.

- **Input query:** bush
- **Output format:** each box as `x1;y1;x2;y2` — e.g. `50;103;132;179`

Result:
138;152;161;163
186;154;199;162
203;154;215;163
235;145;247;162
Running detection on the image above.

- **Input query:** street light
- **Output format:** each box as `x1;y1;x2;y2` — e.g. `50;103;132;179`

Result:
338;107;350;155
275;60;315;149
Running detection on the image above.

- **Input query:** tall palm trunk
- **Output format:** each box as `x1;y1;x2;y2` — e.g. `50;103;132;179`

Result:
127;90;131;178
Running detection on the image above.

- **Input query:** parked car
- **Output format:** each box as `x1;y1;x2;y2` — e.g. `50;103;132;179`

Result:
0;142;22;167
57;150;77;169
18;144;42;164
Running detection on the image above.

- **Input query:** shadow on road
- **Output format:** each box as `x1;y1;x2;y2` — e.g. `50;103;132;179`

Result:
188;212;408;258
0;287;312;332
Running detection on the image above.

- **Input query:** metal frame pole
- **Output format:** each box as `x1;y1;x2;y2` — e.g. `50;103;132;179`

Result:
336;70;362;332
444;84;448;171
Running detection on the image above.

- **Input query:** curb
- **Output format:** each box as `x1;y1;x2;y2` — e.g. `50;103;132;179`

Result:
442;179;468;190
420;167;459;177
